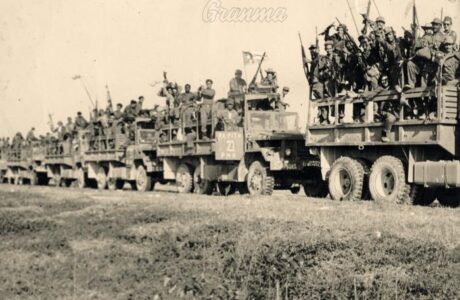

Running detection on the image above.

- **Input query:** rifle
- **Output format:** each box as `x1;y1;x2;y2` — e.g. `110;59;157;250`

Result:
250;52;266;86
298;32;310;83
315;27;319;50
105;84;112;103
361;0;372;35
410;0;418;56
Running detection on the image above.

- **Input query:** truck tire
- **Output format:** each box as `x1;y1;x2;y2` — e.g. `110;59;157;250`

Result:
217;182;236;196
96;168;107;190
176;163;193;193
409;185;437;206
75;168;86;189
247;161;275;196
136;165;152;192
437;188;460;208
369;156;409;204
328;157;365;201
193;168;213;195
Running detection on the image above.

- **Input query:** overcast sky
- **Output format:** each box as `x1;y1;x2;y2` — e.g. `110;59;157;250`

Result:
0;0;458;137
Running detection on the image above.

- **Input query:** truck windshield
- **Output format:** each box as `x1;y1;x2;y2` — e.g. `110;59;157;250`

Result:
247;111;299;132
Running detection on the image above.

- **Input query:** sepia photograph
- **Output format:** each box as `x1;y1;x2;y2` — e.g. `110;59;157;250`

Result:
0;0;459;298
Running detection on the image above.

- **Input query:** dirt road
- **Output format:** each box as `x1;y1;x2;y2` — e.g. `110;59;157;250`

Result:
0;184;458;299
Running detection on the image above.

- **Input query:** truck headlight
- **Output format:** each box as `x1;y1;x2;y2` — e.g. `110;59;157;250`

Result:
285;148;292;156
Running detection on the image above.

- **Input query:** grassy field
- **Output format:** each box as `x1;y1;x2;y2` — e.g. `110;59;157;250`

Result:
0;184;458;300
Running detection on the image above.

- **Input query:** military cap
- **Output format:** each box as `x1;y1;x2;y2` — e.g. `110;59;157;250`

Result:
324;40;334;47
235;69;243;75
116;103;123;107
225;98;235;104
265;68;276;74
421;23;433;30
130;100;137;104
384;26;394;35
185;83;191;88
205;79;213;84
282;86;290;92
432;18;442;24
138;96;144;100
308;44;317;50
443;36;455;45
443;16;452;24
375;16;385;23
77;111;82;115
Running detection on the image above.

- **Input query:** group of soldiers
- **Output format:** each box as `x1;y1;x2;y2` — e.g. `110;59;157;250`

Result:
0;68;291;155
307;16;459;99
305;13;459;141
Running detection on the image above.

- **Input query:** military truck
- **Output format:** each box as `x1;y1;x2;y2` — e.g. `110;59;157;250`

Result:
4;142;47;185
84;117;163;191
305;84;460;207
157;91;317;195
44;131;89;187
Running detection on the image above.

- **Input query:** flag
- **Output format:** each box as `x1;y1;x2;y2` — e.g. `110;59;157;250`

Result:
242;51;266;65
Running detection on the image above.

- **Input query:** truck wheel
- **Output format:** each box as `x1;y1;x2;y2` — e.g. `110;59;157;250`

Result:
437;188;460;208
409;185;438;206
247;161;275;196
303;180;329;198
176;163;193;193
96;168;107;190
217;182;236;196
136;165;152;192
75;168;86;189
369;156;409;204
193;168;213;195
328;157;365;201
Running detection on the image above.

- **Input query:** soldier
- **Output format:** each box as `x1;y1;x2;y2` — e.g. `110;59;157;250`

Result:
308;44;324;99
261;68;279;92
124;100;138;123
228;69;247;110
113;103;123;120
373;16;386;39
272;87;290;111
380;27;403;92
26;127;37;143
439;37;460;86
357;35;380;91
136;96;144;116
431;18;445;50
197;79;215;140
178;84;197;125
65;117;75;137
406;24;437;89
55;121;66;141
318;40;337;97
379;75;399;142
75;112;88;129
216;98;241;131
443;16;457;48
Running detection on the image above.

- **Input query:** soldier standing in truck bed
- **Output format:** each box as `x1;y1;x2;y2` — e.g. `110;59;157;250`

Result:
216;98;241;131
261;68;279;92
439;37;460;86
75;112;88;130
308;44;324;99
197;79;215;140
443;16;457;47
431;18;445;51
229;69;247;111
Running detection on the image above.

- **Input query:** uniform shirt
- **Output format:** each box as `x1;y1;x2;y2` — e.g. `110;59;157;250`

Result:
113;109;123;120
445;30;457;45
432;31;445;50
26;131;36;141
217;108;241;130
441;52;460;84
135;102;143;115
199;88;215;104
66;122;75;133
414;34;433;50
123;105;138;121
229;77;247;94
75;116;88;129
178;92;196;105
